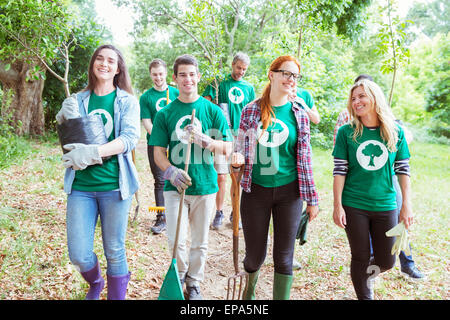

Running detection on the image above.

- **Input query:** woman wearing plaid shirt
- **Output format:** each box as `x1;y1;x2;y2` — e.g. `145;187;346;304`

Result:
231;56;319;300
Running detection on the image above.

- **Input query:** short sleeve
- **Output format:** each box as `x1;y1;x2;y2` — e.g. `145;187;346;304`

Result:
202;83;216;100
332;125;349;160
395;126;411;161
148;111;169;148
139;92;151;120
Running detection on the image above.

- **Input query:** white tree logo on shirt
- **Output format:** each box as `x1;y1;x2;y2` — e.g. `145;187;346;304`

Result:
89;109;113;138
175;115;202;144
155;97;168;112
256;119;289;148
356;140;388;171
228;87;244;104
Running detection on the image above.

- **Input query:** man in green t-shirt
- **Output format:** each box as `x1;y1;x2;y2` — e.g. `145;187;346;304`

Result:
150;54;232;300
202;52;255;229
140;59;179;234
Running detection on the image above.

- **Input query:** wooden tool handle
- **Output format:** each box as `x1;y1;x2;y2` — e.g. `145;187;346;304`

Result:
172;109;196;259
230;165;243;274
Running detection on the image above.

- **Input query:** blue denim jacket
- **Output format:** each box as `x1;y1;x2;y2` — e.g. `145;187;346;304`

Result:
63;87;140;200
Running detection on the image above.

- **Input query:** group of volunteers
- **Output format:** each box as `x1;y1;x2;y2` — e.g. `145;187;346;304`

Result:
56;43;424;301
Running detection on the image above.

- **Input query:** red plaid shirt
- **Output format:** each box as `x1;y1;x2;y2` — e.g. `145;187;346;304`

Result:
333;109;350;147
235;99;319;206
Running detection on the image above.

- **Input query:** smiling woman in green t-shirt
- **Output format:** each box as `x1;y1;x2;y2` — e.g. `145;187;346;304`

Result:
231;55;319;301
57;45;140;300
332;79;414;300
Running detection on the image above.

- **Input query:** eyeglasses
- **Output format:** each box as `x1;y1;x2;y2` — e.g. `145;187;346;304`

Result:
272;69;302;81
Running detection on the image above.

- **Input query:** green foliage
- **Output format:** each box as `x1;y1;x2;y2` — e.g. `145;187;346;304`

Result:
394;32;450;139
0;0;73;80
372;0;412;105
0;87;28;169
42;1;111;131
334;0;373;39
129;27;193;95
296;0;373;40
406;0;450;38
425;70;450;138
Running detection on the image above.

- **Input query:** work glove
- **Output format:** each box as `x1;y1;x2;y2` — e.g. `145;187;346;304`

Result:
56;94;81;124
163;165;192;193
385;221;411;256
296;209;309;246
183;124;213;149
294;97;311;112
62;143;102;170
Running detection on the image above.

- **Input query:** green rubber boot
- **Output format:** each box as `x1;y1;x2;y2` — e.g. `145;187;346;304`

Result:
273;272;293;300
243;270;259;300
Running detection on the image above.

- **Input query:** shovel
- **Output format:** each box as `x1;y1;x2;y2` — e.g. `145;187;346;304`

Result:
158;109;196;300
226;165;248;300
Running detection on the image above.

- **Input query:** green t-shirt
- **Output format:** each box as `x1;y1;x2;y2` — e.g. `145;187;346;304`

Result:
202;74;255;134
149;96;232;195
252;102;298;188
332;124;410;211
296;87;314;109
139;86;179;144
72;90;119;192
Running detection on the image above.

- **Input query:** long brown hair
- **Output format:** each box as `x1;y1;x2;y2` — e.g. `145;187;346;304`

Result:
259;55;301;131
85;44;133;95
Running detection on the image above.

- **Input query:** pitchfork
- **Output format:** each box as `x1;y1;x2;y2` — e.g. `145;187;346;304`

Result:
227;165;248;300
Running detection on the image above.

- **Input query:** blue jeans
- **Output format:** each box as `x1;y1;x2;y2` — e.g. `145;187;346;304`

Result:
369;176;415;270
66;190;132;276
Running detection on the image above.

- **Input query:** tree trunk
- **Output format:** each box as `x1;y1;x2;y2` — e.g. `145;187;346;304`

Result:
296;25;303;61
389;67;396;106
0;59;45;135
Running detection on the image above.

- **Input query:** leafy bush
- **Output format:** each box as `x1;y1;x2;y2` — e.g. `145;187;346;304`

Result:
0;87;29;169
424;59;450;138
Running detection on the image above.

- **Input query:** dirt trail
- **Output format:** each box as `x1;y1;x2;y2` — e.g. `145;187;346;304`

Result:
0;137;353;300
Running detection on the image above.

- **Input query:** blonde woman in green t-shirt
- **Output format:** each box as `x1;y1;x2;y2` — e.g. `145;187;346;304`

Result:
332;79;414;300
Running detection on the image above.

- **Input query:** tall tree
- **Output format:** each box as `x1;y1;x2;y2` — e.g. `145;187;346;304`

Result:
42;0;110;130
372;0;411;105
288;0;373;60
116;0;282;99
0;0;74;134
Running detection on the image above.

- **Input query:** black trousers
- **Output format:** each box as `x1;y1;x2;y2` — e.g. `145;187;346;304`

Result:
240;180;303;275
147;145;165;210
344;205;397;300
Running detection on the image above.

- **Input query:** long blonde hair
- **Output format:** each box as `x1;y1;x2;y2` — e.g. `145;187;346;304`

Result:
347;79;399;152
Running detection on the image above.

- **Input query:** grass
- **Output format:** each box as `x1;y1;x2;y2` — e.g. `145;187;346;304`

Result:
0;136;448;300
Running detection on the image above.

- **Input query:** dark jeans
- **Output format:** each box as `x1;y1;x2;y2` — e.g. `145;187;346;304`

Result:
240;180;303;276
147;145;165;210
344;206;397;300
